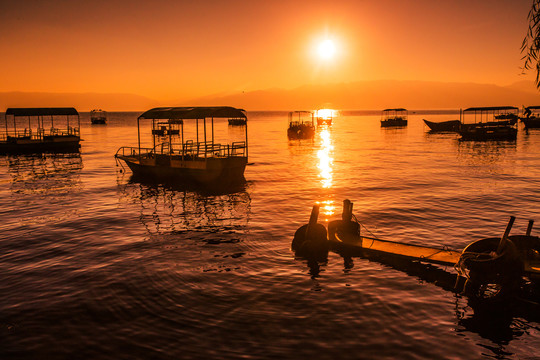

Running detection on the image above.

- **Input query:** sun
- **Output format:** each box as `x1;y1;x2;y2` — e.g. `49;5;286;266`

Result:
317;39;336;60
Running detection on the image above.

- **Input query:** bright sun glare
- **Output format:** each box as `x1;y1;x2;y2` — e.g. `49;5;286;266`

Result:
317;39;336;60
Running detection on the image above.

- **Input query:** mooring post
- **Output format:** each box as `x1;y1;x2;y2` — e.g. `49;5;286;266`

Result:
308;205;320;229
342;199;352;222
496;216;516;254
526;219;534;236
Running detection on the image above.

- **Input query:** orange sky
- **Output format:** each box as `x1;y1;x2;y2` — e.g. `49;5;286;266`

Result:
0;0;535;102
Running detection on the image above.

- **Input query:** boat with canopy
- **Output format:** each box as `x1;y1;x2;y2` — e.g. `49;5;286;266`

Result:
459;106;518;141
287;111;315;139
1;107;81;154
90;109;107;124
521;106;540;129
115;106;248;185
381;108;408;127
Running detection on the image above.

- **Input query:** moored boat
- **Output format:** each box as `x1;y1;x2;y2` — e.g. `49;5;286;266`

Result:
381;108;408;127
520;106;540;129
459;106;518;141
1;107;81;154
90;109;107;124
287;111;315;139
294;200;540;303
315;109;334;126
228;117;247;125
423;119;461;132
115;106;248;186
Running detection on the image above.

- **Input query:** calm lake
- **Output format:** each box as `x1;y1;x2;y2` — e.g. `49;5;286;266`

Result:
1;110;540;359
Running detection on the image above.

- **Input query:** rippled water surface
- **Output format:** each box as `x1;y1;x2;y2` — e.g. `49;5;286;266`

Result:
1;111;540;359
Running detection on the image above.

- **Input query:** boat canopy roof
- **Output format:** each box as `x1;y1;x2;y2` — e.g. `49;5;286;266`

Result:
463;106;518;112
138;106;247;120
383;108;407;112
525;106;540;110
5;107;79;116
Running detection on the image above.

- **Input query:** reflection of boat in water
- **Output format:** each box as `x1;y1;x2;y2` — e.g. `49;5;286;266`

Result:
4;152;83;194
423;119;461;132
115;107;248;186
287;111;315;139
116;179;251;235
455;139;516;170
520;106;540;129
381;108;408;127
90;109;107;125
1;108;81;154
459;107;518;141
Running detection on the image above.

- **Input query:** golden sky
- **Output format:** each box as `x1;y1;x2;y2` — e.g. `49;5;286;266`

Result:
0;0;535;101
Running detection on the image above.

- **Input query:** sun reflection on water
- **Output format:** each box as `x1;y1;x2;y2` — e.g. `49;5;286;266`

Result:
320;199;335;217
317;129;334;189
316;128;335;219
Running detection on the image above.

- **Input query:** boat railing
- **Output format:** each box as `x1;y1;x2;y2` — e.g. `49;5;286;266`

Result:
0;129;33;141
1;127;80;141
383;115;407;121
171;141;246;158
289;120;313;127
115;141;247;160
115;146;154;158
46;127;80;137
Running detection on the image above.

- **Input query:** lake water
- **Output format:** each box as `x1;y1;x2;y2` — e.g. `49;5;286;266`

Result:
1;111;540;359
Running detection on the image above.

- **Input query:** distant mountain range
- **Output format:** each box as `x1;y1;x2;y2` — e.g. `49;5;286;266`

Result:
187;80;540;111
2;80;539;111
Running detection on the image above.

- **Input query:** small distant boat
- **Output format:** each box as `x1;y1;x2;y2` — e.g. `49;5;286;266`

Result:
287;111;315;139
381;108;408;127
1;107;81;154
423;119;461;132
459;106;518;141
228;117;247;125
115;106;248;185
520;106;540;129
90;109;107;125
315;109;333;126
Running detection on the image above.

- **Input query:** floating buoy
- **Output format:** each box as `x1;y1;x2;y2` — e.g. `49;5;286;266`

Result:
292;205;328;261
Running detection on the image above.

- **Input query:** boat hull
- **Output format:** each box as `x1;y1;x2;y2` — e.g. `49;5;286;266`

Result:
329;228;540;281
423;119;461;132
521;117;540;129
330;233;461;266
287;124;315;139
459;125;517;141
317;118;332;126
117;154;247;185
381;119;408;127
0;136;81;154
